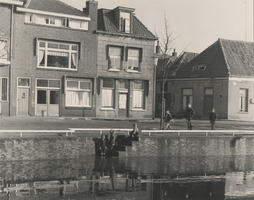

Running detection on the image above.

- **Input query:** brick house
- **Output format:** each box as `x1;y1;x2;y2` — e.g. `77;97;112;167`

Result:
95;6;158;118
155;51;197;118
0;0;23;116
0;0;98;117
157;39;254;120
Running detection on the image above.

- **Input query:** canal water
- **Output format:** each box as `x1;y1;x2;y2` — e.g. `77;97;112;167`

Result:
1;155;254;199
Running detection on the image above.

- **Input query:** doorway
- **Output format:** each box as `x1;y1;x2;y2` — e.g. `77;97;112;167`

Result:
18;88;29;115
36;89;59;116
204;88;213;118
118;93;128;118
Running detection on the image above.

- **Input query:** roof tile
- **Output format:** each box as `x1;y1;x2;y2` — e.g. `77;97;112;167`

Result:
27;0;88;17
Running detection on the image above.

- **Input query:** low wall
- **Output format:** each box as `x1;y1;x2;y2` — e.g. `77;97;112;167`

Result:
0;136;95;161
0;135;254;161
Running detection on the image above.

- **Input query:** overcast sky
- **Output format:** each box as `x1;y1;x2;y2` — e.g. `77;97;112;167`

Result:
62;0;253;54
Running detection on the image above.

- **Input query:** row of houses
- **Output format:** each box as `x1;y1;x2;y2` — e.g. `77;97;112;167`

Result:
0;0;158;119
1;0;254;121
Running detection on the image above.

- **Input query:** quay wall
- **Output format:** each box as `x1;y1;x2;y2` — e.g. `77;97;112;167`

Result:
1;135;254;162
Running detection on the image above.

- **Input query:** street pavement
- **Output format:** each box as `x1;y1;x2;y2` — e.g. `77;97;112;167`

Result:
1;116;254;131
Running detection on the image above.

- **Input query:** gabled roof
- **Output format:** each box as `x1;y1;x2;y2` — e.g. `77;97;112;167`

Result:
156;52;198;79
25;0;88;17
171;39;254;78
97;9;157;40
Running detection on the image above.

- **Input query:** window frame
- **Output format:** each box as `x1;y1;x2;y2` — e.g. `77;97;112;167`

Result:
101;78;115;108
0;77;8;102
25;13;89;30
182;88;193;110
126;47;143;72
119;11;131;33
37;39;79;71
65;78;92;108
132;80;145;110
239;88;248;113
107;45;124;71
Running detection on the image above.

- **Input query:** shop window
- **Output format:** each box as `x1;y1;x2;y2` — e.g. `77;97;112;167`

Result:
239;89;248;112
37;40;78;70
102;78;114;108
133;81;145;109
182;88;193;109
66;79;92;107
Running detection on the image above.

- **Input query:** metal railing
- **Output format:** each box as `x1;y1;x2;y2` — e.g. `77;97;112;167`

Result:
1;129;254;137
69;128;132;136
141;130;254;136
0;130;75;137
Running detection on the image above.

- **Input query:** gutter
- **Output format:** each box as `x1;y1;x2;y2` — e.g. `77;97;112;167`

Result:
95;30;158;41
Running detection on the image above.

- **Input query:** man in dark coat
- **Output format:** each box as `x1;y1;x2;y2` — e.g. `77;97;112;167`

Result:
164;110;174;130
209;108;218;130
186;104;195;130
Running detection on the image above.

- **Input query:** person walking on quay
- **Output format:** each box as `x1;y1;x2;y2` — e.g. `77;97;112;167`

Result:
209;108;218;130
186;104;195;130
164;110;174;130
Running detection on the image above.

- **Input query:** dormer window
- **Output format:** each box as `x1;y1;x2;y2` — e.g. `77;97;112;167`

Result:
120;12;130;33
25;13;88;30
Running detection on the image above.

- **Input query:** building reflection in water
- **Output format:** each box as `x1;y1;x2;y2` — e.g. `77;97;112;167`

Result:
0;155;254;199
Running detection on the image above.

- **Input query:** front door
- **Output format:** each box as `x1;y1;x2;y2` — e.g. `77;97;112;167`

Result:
118;93;128;117
204;95;213;118
18;88;29;115
36;89;59;116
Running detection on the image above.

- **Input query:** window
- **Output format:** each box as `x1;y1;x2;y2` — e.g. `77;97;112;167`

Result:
66;79;92;107
102;78;114;108
69;19;88;30
25;14;89;30
37;79;60;88
0;38;8;60
133;81;145;109
120;12;131;33
109;47;122;70
38;40;78;70
119;79;129;89
182;88;193;109
18;78;30;87
0;78;8;101
25;14;68;27
126;48;142;72
239;89;248;112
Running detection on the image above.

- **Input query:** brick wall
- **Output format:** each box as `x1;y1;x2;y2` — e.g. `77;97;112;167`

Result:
10;11;97;117
96;35;155;118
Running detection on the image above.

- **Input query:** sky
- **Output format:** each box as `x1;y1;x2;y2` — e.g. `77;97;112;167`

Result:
62;0;253;54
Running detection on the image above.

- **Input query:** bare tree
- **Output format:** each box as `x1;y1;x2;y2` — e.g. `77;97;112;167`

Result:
155;16;179;129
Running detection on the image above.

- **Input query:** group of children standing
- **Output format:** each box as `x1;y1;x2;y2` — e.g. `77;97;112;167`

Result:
164;104;218;130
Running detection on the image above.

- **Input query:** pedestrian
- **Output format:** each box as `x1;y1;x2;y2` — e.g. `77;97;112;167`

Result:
186;104;195;130
164;110;174;130
99;134;107;156
129;123;140;138
209;108;218;130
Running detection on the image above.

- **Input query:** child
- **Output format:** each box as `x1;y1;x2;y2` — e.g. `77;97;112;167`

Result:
209;108;218;130
164;110;174;130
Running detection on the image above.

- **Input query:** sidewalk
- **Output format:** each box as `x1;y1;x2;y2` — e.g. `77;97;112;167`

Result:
1;116;254;130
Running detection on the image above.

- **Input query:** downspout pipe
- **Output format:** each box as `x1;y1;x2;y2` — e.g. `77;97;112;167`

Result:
9;4;14;116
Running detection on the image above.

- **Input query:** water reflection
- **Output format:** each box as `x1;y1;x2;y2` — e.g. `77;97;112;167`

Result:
0;156;254;199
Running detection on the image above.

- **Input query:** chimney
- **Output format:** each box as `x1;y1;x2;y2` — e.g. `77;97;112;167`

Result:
83;0;98;31
172;49;177;57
